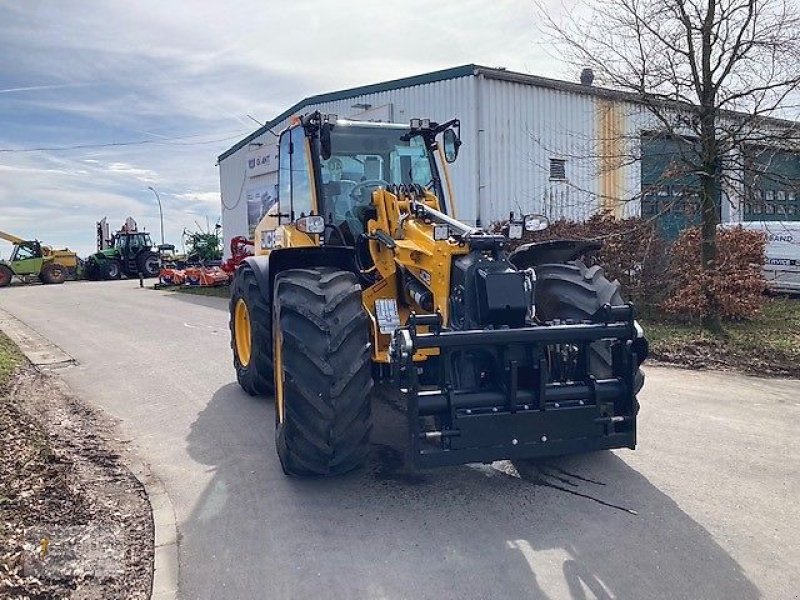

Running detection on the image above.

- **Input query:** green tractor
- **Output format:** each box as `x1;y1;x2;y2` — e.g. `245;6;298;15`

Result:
85;218;160;281
0;230;77;288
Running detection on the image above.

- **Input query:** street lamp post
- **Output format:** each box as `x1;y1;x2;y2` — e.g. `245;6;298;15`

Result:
147;186;165;246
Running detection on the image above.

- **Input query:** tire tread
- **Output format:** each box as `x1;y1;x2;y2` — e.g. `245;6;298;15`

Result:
275;267;372;476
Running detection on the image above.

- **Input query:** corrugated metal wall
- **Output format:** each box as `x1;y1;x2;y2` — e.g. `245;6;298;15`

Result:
220;72;651;255
479;77;641;224
220;74;477;256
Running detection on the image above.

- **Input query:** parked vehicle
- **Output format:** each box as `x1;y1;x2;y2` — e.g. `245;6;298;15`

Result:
725;222;800;294
0;230;78;287
228;113;648;476
85;218;160;280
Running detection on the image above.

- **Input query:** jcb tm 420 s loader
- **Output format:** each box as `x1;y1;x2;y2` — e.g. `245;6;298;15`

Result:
229;113;648;476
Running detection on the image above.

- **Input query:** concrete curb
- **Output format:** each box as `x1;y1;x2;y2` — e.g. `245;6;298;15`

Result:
0;308;180;600
128;460;180;600
0;310;75;369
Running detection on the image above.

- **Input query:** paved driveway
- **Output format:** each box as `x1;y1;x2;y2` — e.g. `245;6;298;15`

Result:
1;280;798;599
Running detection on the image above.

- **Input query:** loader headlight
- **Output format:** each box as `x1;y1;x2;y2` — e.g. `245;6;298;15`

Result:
295;215;326;235
508;222;524;240
524;214;549;232
433;224;450;241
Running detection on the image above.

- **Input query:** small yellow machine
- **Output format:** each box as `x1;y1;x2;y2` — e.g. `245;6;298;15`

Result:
0;230;78;287
229;113;647;476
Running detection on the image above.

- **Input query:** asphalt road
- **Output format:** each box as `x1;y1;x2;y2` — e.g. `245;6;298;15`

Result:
1;279;798;600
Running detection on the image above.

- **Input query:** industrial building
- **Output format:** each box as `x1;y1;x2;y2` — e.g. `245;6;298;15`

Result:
217;64;800;255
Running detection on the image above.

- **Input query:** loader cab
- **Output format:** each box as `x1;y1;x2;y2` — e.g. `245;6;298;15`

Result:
264;115;454;249
315;120;447;242
10;240;43;262
9;241;44;275
114;232;153;256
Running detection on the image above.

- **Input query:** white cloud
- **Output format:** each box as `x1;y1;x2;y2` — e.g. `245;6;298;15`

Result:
106;162;159;183
0;0;571;259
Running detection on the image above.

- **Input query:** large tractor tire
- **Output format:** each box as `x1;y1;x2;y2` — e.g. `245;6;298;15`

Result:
105;261;122;280
273;268;373;476
39;262;67;285
0;265;13;288
84;260;101;281
137;251;160;278
229;265;273;396
534;260;645;396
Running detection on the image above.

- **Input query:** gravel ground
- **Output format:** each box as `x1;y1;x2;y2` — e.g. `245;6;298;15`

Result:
0;367;153;599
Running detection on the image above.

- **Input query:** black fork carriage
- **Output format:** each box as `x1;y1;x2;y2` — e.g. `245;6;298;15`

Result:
390;305;643;469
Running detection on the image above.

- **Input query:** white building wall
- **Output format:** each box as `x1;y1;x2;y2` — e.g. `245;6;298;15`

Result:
224;71;775;254
480;77;601;223
479;77;651;224
219;147;249;253
220;74;478;256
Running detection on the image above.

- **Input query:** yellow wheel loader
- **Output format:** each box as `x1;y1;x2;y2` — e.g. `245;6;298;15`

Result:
229;113;648;476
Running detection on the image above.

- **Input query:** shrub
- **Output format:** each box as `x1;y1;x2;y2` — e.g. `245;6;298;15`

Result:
660;226;766;321
498;214;766;323
502;213;670;312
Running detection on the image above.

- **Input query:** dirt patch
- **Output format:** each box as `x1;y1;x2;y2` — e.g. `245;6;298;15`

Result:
0;367;153;599
643;297;800;378
648;337;800;377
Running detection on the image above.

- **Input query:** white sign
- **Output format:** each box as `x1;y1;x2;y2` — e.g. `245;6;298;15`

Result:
247;144;278;178
260;229;283;250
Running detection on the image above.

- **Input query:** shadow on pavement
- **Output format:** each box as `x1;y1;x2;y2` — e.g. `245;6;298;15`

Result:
181;383;758;600
158;290;229;311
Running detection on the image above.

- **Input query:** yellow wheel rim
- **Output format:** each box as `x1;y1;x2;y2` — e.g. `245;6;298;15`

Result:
234;298;252;367
274;316;285;423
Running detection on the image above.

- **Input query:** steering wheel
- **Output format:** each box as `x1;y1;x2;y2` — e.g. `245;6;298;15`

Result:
330;180;358;222
341;179;388;238
350;179;389;203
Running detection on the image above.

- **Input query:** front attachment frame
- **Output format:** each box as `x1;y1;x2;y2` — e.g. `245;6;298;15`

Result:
390;306;641;469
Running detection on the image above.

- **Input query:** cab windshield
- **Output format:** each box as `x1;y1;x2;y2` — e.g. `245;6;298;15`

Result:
114;233;152;251
318;123;441;239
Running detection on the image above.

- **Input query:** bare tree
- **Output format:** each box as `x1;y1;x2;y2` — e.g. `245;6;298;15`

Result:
538;0;800;331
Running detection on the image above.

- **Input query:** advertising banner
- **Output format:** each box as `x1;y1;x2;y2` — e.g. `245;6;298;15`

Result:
246;185;277;236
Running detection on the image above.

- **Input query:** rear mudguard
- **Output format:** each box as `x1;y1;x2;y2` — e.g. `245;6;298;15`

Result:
508;239;602;269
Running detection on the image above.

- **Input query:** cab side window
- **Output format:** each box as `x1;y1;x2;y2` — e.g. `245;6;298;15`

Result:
14;244;37;260
290;126;313;218
277;126;314;221
278;131;291;219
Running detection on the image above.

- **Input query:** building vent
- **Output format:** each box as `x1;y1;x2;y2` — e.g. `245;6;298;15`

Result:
580;68;594;86
549;158;567;180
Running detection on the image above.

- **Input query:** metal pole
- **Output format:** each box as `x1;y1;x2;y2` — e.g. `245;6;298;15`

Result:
147;186;165;246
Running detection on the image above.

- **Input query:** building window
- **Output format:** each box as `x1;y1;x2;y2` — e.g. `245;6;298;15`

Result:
549;158;567;180
743;147;800;221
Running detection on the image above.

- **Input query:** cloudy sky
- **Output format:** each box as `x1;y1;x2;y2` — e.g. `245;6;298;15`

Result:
0;0;570;257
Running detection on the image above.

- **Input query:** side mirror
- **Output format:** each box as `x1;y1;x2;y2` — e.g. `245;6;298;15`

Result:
320;122;332;160
442;128;461;163
524;214;549;232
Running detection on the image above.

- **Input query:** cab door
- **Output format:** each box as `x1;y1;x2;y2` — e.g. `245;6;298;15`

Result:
10;243;43;275
254;125;318;255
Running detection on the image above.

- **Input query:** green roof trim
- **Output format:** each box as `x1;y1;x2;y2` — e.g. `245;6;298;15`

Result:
217;64;478;162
